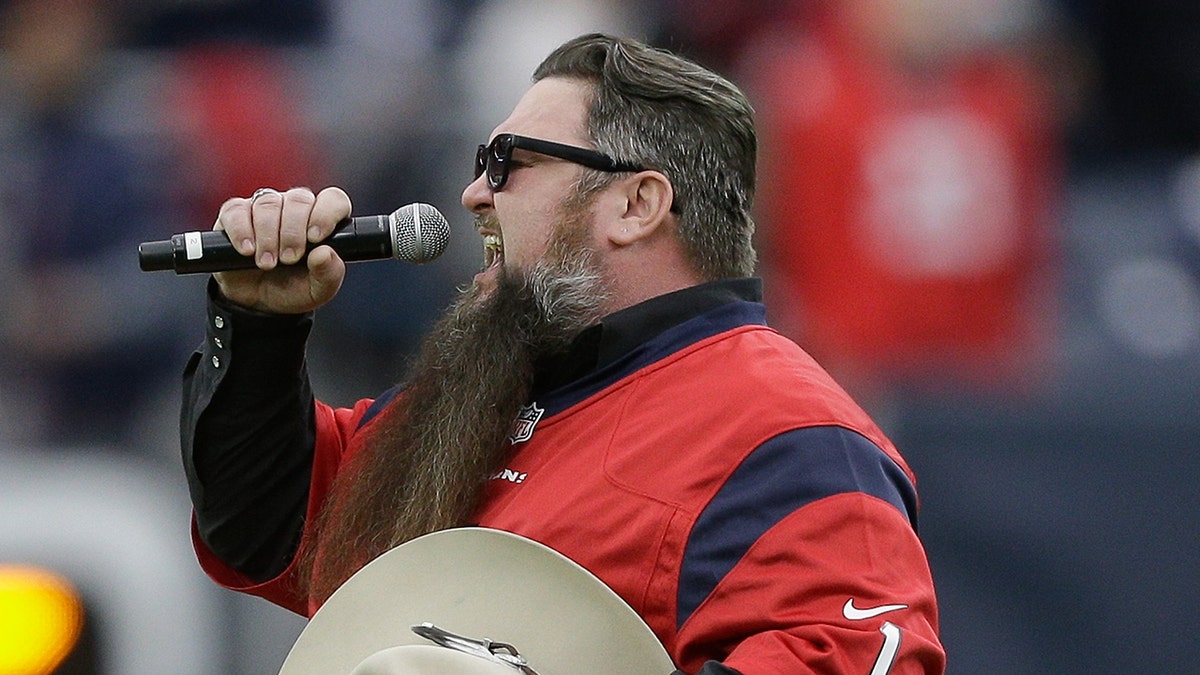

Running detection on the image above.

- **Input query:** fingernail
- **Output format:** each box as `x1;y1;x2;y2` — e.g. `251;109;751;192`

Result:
308;226;320;241
259;252;275;267
282;247;297;263
240;238;253;254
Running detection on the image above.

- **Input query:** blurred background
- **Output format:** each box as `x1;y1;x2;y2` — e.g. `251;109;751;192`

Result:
0;0;1196;672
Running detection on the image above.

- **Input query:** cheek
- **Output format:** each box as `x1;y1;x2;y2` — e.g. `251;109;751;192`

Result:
498;208;557;268
509;235;552;272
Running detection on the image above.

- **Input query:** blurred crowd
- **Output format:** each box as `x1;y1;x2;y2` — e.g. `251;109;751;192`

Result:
0;0;1196;452
1;1;1199;670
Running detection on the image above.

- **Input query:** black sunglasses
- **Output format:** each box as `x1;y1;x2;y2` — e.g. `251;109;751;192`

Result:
474;133;646;190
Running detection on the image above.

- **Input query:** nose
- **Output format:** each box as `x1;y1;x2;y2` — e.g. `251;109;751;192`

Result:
461;173;493;215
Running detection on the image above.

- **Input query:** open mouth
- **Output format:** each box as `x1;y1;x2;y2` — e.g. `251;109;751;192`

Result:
482;233;503;271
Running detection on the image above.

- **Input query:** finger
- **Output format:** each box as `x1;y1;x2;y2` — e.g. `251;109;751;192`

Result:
305;244;345;306
308;186;353;243
250;188;286;269
216;196;256;257
279;187;316;265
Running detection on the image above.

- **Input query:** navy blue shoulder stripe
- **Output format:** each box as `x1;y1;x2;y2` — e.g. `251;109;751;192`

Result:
677;425;917;630
355;384;405;430
538;300;767;416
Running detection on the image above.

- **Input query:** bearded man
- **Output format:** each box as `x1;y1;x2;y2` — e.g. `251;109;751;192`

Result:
181;33;945;674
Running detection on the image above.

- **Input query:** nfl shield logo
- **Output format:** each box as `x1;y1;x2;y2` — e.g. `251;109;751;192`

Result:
508;403;545;444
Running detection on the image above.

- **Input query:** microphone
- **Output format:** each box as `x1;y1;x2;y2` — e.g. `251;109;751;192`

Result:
138;202;451;274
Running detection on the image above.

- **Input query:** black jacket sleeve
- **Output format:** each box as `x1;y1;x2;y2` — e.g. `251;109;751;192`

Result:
181;280;317;581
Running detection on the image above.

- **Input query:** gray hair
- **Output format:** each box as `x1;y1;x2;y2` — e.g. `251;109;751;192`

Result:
533;33;758;280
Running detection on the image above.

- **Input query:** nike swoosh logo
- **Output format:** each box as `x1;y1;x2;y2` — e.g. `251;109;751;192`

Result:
842;598;908;621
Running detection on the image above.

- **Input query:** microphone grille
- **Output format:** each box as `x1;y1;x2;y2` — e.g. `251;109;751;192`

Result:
390;203;450;263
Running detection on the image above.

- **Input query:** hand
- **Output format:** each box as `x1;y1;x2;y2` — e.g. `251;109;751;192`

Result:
213;186;350;314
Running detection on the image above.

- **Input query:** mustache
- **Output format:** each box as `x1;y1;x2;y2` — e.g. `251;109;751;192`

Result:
475;213;501;232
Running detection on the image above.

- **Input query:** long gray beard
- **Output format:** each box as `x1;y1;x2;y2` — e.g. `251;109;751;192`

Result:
300;211;607;603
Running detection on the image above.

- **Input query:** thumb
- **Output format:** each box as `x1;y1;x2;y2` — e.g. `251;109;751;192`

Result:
306;245;346;305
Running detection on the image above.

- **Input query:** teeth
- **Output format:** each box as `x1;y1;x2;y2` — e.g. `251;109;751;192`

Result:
482;234;503;267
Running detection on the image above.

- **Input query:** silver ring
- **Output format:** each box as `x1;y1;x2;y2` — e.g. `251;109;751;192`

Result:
250;187;282;204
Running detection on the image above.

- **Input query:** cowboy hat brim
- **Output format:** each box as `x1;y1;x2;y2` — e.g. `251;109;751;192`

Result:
279;527;674;675
350;644;523;675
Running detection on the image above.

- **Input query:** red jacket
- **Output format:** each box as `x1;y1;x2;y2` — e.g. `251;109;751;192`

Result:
194;299;945;674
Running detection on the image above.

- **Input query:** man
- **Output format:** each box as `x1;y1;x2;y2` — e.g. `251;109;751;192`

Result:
181;33;945;674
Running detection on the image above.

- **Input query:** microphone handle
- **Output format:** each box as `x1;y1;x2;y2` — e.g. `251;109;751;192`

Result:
138;215;391;274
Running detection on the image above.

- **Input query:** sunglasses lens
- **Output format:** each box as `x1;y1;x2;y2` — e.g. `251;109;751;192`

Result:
490;137;511;189
474;145;487;180
474;141;505;188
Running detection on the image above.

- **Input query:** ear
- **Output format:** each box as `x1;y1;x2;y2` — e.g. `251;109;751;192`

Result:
603;171;675;247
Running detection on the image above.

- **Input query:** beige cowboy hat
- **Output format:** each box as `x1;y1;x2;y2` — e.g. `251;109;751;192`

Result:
279;527;674;675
